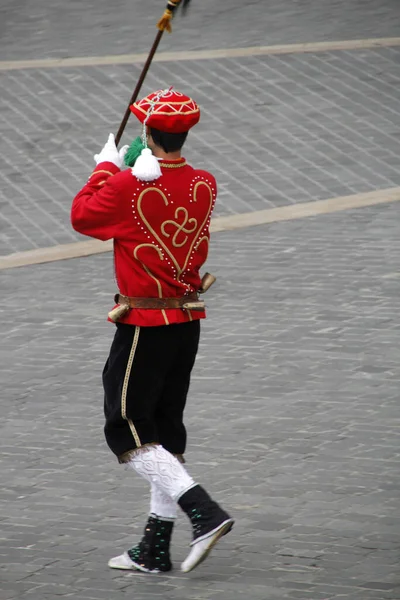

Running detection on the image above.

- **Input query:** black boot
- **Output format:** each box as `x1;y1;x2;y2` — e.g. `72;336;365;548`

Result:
178;485;234;573
108;514;174;573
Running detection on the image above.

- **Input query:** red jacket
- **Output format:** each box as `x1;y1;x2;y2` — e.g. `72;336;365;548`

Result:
71;158;217;326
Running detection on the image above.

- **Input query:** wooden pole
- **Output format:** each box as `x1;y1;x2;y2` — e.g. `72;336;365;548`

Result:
114;29;164;146
114;0;192;145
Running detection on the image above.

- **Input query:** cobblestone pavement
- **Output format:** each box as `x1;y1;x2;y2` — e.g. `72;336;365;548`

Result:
1;0;399;60
1;203;400;599
1;1;400;598
1;45;400;255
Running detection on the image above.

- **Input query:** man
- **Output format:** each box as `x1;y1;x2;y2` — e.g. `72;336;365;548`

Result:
71;88;233;574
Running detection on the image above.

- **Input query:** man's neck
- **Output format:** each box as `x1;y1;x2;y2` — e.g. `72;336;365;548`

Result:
151;147;182;160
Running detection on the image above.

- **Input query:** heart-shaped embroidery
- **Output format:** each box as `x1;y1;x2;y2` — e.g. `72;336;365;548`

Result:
137;181;213;279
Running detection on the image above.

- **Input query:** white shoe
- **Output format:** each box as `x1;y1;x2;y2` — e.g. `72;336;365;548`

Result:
181;518;234;573
108;552;154;572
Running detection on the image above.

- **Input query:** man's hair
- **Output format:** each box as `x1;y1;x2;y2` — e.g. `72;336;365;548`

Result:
149;128;188;153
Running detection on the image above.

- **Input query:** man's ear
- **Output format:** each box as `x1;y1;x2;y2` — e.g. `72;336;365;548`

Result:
146;126;154;147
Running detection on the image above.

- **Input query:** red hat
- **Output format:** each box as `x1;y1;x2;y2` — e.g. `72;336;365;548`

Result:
130;88;200;133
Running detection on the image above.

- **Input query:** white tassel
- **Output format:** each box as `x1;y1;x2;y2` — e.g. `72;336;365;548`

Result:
131;148;162;182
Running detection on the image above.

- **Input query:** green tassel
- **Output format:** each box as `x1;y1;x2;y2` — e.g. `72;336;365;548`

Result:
124;136;145;167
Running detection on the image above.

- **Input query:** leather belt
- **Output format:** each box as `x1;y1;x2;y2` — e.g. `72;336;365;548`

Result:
115;292;204;310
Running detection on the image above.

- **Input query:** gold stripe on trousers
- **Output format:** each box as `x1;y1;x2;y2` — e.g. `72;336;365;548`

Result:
121;326;141;447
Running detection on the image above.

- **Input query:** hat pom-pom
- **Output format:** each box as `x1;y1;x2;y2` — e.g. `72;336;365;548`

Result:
131;148;162;182
124;136;145;167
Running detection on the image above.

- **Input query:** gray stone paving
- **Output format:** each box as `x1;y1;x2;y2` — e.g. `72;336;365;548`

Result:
1;203;400;599
1;1;400;598
1;0;400;60
1;46;400;255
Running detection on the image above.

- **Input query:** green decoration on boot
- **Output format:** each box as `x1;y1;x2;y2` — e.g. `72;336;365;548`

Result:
127;514;174;572
124;136;145;167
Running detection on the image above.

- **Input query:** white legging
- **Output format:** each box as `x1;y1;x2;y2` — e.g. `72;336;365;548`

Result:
150;482;177;519
128;444;196;507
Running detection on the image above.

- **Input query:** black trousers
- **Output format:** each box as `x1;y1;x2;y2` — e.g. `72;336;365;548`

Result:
103;320;200;461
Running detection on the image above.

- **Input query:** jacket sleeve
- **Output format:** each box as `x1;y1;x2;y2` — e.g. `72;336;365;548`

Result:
71;162;124;241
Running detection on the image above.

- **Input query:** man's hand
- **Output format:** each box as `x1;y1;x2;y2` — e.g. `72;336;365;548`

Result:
94;133;129;168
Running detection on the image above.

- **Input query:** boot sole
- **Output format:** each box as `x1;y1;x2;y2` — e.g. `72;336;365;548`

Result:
181;518;234;573
108;559;153;573
129;560;164;573
108;553;171;573
109;560;167;574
